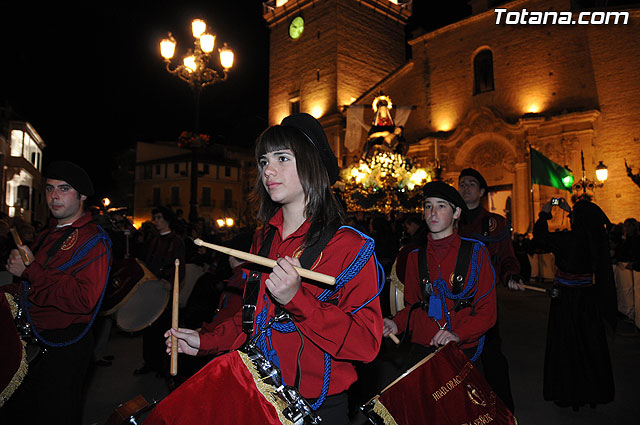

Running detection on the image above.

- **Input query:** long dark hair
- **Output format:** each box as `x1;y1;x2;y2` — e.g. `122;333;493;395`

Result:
250;124;345;247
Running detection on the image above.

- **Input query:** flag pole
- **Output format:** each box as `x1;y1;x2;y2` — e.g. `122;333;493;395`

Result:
528;144;535;233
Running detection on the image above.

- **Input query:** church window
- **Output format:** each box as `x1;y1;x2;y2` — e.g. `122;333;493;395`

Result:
473;49;494;95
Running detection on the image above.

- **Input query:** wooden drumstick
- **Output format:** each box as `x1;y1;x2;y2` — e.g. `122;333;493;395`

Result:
388;333;400;345
170;259;179;376
9;227;31;266
193;238;336;286
522;284;547;293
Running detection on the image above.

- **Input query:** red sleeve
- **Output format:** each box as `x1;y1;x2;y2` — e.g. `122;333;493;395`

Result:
451;244;497;347
284;229;383;363
197;308;243;356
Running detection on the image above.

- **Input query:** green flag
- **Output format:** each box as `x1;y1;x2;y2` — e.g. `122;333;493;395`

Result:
530;147;574;192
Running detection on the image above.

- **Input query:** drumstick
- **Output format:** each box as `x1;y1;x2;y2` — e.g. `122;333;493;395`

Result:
522;284;547;293
193;238;336;286
388;333;400;345
170;259;179;376
9;227;31;266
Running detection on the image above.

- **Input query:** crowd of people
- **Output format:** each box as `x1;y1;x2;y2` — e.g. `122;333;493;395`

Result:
0;113;637;423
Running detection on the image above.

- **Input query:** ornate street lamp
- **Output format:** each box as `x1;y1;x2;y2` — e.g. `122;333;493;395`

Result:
159;19;234;222
572;150;608;194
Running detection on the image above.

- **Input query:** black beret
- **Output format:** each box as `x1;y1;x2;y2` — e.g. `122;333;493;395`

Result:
281;113;340;185
46;161;94;196
423;180;469;217
459;168;487;191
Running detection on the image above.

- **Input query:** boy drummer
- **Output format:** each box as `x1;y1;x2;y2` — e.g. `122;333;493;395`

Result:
383;181;496;366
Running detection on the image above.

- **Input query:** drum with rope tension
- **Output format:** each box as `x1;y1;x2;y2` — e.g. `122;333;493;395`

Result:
360;342;517;425
143;317;321;425
101;258;157;315
114;279;170;333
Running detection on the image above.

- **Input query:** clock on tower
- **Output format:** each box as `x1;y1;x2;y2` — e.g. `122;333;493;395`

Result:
289;16;304;39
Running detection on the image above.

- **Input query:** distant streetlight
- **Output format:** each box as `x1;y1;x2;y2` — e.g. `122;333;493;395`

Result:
159;19;235;222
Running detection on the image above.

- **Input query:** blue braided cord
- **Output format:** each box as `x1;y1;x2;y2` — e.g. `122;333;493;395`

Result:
58;230;110;272
470;335;485;362
21;227;112;348
351;252;385;315
317;226;375;302
470;247;496;307
311;352;331;410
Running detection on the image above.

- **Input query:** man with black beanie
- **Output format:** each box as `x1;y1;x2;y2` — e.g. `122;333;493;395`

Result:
1;161;111;425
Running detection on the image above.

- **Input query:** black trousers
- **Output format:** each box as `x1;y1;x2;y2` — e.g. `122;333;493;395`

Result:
479;318;515;413
142;306;172;373
0;325;94;425
311;392;350;425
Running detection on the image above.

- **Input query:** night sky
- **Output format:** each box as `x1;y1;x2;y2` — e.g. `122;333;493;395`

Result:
0;1;470;197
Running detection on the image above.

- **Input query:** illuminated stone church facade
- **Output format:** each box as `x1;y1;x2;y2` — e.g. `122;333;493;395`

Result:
263;0;640;231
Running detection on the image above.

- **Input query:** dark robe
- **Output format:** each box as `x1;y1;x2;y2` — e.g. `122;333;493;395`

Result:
533;201;616;408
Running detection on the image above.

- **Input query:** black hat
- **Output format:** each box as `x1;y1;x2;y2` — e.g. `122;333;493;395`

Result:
281;113;340;185
423;181;468;217
46;161;94;196
459;168;487;191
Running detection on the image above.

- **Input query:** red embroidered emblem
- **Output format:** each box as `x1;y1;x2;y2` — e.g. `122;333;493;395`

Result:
61;229;78;250
488;218;498;233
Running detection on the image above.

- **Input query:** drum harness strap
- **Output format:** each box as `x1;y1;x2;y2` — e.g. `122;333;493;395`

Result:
19;224;112;348
401;237;494;362
242;224;383;410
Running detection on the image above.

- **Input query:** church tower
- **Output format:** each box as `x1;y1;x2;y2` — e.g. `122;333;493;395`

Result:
262;0;412;164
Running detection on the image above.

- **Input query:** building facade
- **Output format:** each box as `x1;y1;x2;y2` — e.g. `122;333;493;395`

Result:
264;0;640;230
133;141;255;229
0;120;47;224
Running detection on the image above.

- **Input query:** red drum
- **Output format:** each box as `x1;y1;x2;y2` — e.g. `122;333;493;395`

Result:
361;342;517;425
143;348;318;425
101;258;157;316
0;293;28;407
114;280;170;333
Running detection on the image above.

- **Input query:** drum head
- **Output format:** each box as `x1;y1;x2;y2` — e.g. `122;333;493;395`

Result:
115;280;170;333
101;258;157;316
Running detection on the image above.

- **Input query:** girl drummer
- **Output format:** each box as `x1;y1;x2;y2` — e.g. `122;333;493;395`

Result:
166;113;383;424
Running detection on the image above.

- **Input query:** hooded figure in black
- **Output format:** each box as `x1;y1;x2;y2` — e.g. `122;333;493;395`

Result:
533;197;616;410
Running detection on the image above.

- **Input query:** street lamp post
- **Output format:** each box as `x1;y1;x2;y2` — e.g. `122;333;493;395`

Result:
572;150;608;194
159;19;234;223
